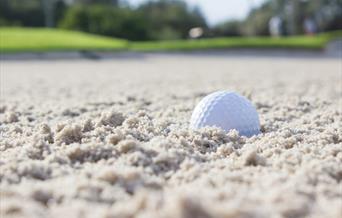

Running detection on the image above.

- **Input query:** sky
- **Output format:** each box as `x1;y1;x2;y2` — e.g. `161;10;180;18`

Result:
127;0;267;26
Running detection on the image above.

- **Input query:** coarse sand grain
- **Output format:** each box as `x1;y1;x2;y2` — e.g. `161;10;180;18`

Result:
0;53;341;218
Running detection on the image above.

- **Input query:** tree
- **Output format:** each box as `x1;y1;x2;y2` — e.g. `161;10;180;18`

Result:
59;5;149;40
137;0;207;40
211;20;242;37
0;0;45;26
42;0;54;27
241;0;342;36
72;0;118;5
241;2;273;36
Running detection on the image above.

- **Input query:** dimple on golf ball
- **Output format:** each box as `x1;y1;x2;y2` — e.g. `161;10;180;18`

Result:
190;91;260;137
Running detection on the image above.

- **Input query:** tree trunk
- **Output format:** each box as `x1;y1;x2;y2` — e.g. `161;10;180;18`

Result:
42;0;55;27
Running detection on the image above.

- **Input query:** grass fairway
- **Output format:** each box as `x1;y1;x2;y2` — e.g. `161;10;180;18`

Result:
131;31;342;51
0;27;341;53
0;27;128;53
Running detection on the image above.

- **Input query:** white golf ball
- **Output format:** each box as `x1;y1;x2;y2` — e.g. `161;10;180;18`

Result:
190;91;260;137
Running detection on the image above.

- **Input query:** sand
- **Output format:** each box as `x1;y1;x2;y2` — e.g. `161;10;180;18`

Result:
0;53;341;218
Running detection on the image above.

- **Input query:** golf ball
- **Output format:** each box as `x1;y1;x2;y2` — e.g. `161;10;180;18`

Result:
190;91;260;137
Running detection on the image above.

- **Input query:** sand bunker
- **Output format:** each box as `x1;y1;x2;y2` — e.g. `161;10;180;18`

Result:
0;54;341;218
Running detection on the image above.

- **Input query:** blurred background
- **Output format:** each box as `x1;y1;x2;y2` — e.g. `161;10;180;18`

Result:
1;0;341;41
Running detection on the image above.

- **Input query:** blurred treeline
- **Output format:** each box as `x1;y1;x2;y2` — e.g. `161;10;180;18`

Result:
214;0;342;37
0;0;341;40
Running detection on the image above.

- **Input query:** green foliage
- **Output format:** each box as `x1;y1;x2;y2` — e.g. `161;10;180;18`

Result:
137;0;207;40
301;0;342;31
240;0;342;36
0;0;45;26
59;5;149;41
59;0;207;41
211;20;242;37
0;27;128;52
241;3;273;36
0;0;341;41
73;0;119;5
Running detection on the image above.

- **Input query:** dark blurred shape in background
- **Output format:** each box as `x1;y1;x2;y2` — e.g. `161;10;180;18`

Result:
0;0;341;40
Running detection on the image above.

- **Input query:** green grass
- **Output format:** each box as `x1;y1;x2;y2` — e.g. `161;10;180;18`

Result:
0;27;128;53
0;27;341;53
131;31;342;51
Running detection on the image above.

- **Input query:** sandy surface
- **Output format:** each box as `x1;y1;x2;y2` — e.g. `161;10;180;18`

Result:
0;54;341;218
